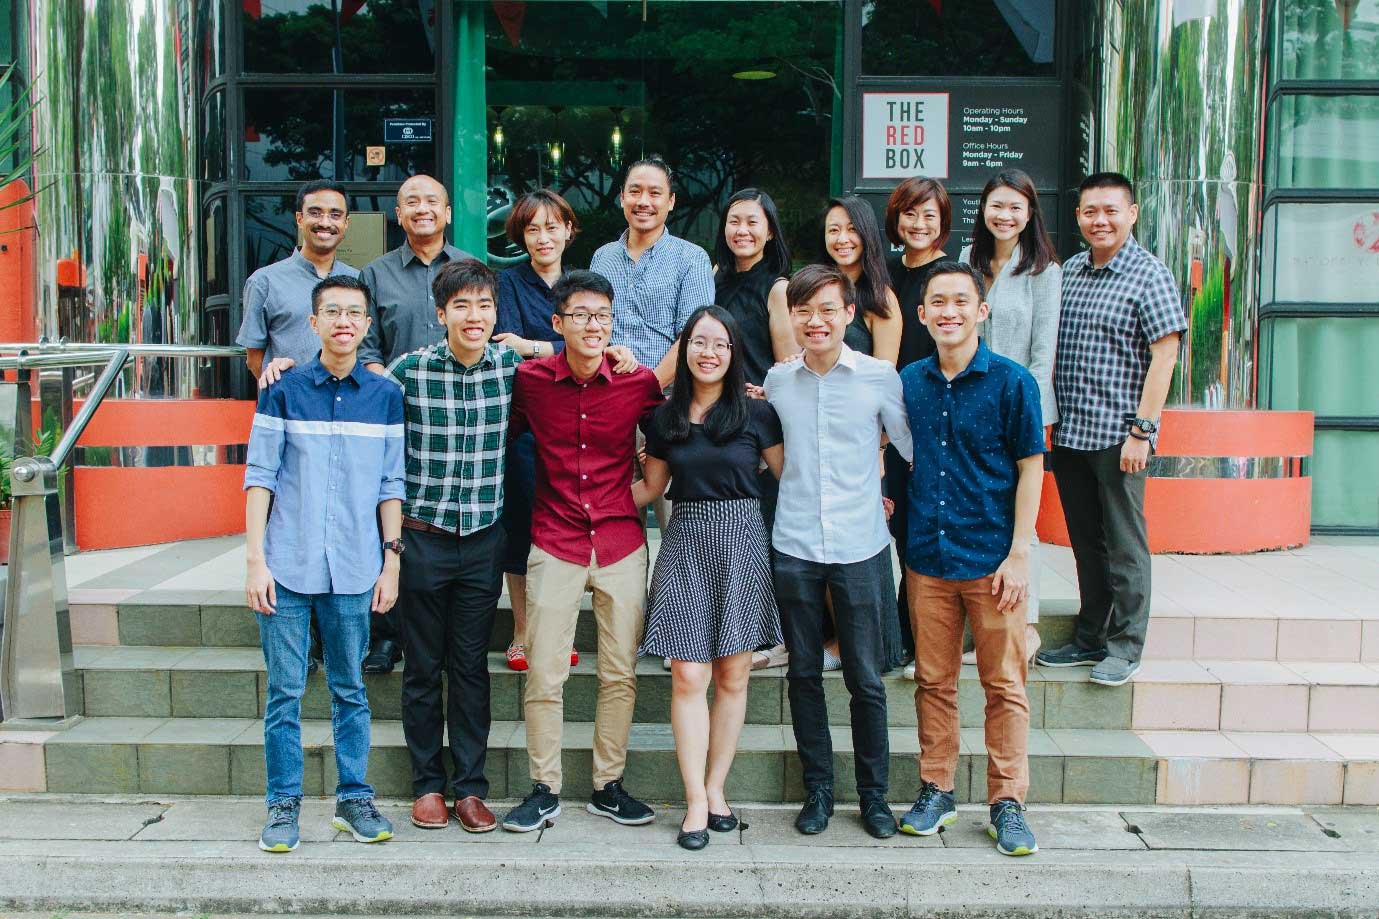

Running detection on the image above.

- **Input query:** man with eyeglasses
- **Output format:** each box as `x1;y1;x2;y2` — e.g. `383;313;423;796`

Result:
764;263;913;840
244;275;403;854
501;269;666;834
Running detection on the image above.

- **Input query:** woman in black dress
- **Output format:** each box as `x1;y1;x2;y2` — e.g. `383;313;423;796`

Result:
634;306;784;851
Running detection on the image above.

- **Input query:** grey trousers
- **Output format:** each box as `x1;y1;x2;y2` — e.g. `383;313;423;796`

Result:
1051;443;1151;663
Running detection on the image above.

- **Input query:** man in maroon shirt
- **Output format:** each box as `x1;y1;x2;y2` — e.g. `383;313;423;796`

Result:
501;269;665;833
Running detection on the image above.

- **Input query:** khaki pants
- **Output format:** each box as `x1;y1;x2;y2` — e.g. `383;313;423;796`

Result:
524;543;648;794
908;570;1030;804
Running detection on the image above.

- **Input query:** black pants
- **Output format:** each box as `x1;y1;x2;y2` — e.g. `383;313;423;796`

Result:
883;443;915;658
1052;444;1151;663
398;522;505;799
774;548;892;799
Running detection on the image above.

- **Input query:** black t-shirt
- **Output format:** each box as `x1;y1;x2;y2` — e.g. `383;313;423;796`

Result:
887;251;942;370
714;262;782;386
642;399;783;501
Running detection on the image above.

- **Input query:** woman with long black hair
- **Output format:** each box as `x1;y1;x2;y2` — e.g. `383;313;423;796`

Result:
713;188;796;385
961;168;1062;663
634;305;785;852
822;195;902;365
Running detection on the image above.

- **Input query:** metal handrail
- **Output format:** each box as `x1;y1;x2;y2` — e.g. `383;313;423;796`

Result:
0;342;245;369
48;350;128;469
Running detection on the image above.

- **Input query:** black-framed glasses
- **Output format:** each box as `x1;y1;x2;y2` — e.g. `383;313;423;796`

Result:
560;310;614;327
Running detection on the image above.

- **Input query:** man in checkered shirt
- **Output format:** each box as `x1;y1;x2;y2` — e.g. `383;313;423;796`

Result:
1036;172;1186;688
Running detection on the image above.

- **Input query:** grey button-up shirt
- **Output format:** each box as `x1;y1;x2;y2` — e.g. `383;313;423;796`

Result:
235;250;359;366
765;345;914;565
358;241;474;366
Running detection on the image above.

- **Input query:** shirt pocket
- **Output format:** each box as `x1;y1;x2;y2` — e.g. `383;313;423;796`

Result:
953;392;1005;453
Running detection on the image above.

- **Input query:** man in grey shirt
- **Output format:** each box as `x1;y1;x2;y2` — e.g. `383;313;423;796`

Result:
236;180;358;377
359;174;477;372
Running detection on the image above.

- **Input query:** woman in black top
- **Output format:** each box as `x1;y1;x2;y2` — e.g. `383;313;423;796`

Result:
883;176;952;672
634;305;784;851
713;188;795;386
821;195;902;365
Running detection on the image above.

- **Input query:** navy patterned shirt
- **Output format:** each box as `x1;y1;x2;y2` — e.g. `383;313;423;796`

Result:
902;340;1046;580
1054;236;1186;451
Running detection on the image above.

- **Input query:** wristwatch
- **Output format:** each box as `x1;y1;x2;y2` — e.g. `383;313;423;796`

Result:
1124;414;1159;436
532;342;543;358
383;538;405;557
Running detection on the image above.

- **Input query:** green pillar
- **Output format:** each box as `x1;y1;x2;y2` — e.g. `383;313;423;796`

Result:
452;0;487;259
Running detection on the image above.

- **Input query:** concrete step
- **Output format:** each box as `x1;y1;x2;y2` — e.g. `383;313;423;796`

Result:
6;716;1379;807
71;646;1379;734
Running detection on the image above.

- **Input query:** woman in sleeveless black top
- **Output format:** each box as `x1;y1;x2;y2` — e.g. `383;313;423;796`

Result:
712;189;793;387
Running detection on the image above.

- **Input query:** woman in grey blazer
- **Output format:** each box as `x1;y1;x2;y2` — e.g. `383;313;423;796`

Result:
960;169;1061;662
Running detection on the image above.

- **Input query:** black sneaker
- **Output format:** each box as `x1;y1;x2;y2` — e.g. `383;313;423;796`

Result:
587;778;656;825
501;783;561;833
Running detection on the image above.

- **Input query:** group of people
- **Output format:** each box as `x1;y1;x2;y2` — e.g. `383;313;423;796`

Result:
239;157;1184;858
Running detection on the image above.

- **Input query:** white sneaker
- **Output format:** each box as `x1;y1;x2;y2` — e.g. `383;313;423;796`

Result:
822;648;842;671
903;662;916;680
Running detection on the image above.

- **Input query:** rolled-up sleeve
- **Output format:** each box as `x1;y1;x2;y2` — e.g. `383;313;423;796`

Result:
879;364;913;463
235;274;271;350
379;385;406;503
244;385;286;492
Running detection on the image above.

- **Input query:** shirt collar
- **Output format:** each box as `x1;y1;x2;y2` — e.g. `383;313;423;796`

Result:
792;343;859;378
400;241;461;267
617;226;673;259
553;352;614;384
438;339;497;371
1084;235;1141;274
308;355;368;387
922;339;991;382
291;248;333;279
517;259;558;289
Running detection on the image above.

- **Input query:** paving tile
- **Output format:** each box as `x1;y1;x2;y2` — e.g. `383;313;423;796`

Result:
1308;806;1379;848
171;647;265;670
1142;616;1194;659
1131;681;1221;731
1224;732;1342;760
139;744;231;795
1193;618;1278;660
1135;731;1246;758
0;737;49;791
45;743;140;792
1154;757;1251;805
1342;762;1379;806
1042;679;1132;730
940;806;1144;849
964;728;1063;804
1363;622;1379;663
539;805;719;848
144;718;256;744
117;603;202;647
1061;756;1157;805
737;805;937;848
1286;662;1379;685
200;604;261;647
68;587;141;605
1312;734;1379;759
0;801;167;840
84;646;196;669
49;716;166;743
133;799;340;842
1135;660;1218;683
1124;811;1348;851
1219;684;1310;732
69;603;120;645
171;670;260;718
1309;686;1379;732
82;669;171;718
1202;660;1308;683
1250;760;1344;805
1277;619;1363;662
1046;729;1155;758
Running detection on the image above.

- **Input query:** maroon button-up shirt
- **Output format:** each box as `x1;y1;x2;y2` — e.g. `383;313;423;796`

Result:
511;353;664;566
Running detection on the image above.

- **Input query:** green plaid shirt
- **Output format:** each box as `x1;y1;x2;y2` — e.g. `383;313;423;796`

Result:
387;340;521;535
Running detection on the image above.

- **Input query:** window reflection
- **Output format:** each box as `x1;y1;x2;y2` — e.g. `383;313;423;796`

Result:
860;0;1056;77
244;193;403;277
1262;203;1379;303
1269;95;1379;188
203;196;228;299
202;90;226;183
1275;0;1379;81
242;0;437;74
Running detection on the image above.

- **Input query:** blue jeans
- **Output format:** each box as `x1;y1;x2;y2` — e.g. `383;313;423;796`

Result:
258;583;374;805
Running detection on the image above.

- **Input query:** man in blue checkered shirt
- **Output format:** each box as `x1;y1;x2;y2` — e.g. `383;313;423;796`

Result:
1036;172;1186;687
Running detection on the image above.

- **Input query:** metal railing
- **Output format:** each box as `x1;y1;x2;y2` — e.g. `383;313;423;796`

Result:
1;341;245;723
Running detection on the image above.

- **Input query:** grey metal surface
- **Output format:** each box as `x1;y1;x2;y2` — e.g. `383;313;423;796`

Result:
1147;454;1310;480
1081;1;1267;409
26;0;203;397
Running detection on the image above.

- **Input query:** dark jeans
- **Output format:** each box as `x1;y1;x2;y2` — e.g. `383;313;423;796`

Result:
500;432;536;576
774;548;892;799
398;522;506;799
1051;444;1151;663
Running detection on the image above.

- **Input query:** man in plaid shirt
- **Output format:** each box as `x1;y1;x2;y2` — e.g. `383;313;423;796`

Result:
1036;173;1186;687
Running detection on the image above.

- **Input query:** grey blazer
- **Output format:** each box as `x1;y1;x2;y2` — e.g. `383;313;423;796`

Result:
960;243;1061;426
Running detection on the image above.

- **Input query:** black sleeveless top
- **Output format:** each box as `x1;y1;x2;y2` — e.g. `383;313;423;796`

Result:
715;261;784;386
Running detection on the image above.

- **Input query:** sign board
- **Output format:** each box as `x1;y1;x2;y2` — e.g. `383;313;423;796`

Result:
861;93;950;180
321;211;388;271
365;145;386;166
384;118;433;144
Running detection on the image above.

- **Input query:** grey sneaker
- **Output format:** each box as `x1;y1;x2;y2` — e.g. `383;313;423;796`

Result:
988;799;1038;856
332;797;394;843
258;799;300;853
898;782;957;836
1089;656;1141;687
1035;642;1106;668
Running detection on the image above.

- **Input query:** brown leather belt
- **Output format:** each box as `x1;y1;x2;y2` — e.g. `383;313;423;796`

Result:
402;516;455;537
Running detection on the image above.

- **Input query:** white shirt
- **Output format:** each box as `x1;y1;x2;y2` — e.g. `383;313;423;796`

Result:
765;345;913;565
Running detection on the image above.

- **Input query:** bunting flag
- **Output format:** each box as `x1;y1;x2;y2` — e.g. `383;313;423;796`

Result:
242;0;261;18
929;0;942;13
339;0;368;24
494;1;527;47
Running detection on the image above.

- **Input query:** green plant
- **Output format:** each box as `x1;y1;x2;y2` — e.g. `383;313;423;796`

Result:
0;62;44;221
1;425;62;509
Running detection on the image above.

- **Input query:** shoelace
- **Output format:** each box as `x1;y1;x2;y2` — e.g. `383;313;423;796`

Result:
267;801;299;827
805;787;831;808
352;799;384;822
915;782;942;809
525;785;551;805
995;802;1029;834
605;782;635;806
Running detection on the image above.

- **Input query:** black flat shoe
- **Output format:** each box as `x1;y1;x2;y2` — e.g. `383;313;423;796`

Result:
362;639;402;675
707;812;738;833
677;827;710;851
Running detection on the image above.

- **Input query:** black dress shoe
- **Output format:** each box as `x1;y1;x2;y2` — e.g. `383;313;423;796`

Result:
707;811;738;833
860;797;898;839
307;655;320;675
307;631;323;675
677;825;710;851
362;639;402;675
795;786;834;835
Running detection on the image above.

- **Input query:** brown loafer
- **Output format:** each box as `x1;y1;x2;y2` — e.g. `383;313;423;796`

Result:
453;795;497;833
411;792;449;829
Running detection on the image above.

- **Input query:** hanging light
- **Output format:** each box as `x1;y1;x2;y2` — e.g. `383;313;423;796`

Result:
549;142;563;169
610;124;623;164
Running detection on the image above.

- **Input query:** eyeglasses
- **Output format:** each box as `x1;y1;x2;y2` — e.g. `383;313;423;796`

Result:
790;305;845;322
302;207;347;222
318;305;367;322
687;336;732;356
560;310;614;327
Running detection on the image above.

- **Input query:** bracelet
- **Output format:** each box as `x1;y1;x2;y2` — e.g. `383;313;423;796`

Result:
1128;429;1150;441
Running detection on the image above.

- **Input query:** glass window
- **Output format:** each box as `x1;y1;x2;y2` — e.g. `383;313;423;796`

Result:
1311;430;1379;529
1263;316;1379;416
1269;94;1379;189
479;0;841;266
1274;0;1379;82
202;195;228;299
243;87;436;182
202;90;226;183
242;0;437;74
196;0;226;83
1261;203;1379;303
243;193;402;278
861;0;1056;77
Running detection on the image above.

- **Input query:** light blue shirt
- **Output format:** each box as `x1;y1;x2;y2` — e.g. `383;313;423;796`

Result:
235;250;359;366
765;345;914;565
245;358;406;595
589;228;715;367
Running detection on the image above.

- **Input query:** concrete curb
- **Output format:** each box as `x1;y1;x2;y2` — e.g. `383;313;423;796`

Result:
4;844;1379;917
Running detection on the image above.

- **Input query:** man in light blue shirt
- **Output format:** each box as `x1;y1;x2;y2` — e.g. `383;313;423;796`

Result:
244;275;404;855
764;263;913;841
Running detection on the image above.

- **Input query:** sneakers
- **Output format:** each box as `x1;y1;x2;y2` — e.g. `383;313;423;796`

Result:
332;798;394;843
588;778;656;825
506;643;528;672
1089;656;1141;687
258;799;300;853
988;799;1038;856
502;783;561;832
1035;642;1106;668
898;782;957;836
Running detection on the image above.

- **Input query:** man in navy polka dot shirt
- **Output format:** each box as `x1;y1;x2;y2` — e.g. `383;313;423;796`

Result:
896;262;1045;857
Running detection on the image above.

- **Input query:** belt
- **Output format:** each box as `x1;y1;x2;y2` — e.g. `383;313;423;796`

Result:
402;516;456;537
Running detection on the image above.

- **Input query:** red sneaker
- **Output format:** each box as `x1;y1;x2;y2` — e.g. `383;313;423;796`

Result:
506;643;528;672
